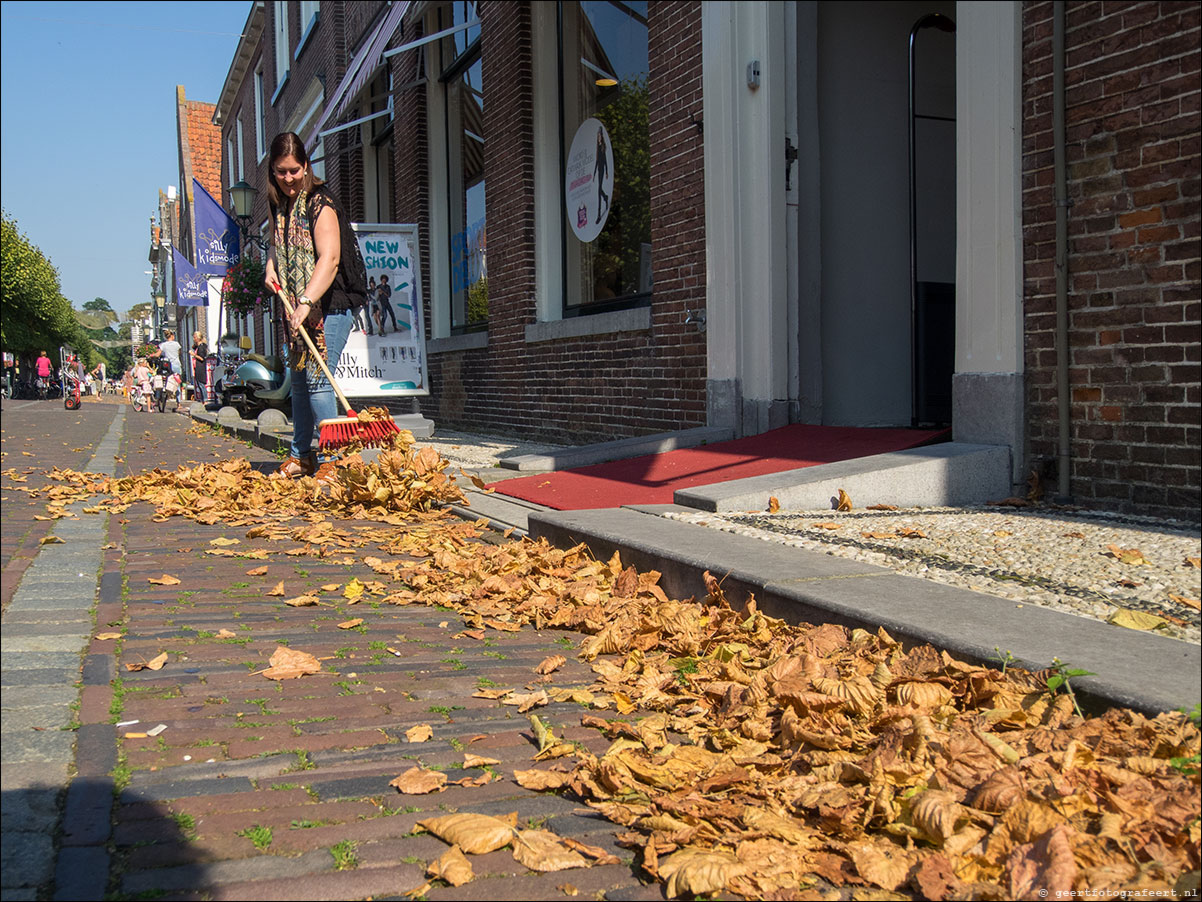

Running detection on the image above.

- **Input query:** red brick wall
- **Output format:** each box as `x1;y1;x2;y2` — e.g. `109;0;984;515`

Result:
1022;0;1201;519
411;0;707;442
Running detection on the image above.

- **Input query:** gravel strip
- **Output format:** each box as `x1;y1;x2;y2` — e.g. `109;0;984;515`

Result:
664;505;1201;644
415;429;568;470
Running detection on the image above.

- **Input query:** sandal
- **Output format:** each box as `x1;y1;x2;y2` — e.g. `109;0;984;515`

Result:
273;454;315;479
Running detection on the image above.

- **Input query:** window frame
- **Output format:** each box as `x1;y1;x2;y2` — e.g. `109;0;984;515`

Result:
235;116;245;182
296;1;320;58
273;1;290;98
227;136;238;189
254;65;267;161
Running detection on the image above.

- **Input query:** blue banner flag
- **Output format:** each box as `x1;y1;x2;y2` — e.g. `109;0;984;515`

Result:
193;178;240;274
174;248;209;306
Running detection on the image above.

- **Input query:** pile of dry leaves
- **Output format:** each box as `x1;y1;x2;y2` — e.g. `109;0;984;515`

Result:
7;430;466;525
374;542;1201;899
6;438;1199;900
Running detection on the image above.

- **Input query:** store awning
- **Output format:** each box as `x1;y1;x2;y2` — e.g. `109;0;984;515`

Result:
304;0;409;147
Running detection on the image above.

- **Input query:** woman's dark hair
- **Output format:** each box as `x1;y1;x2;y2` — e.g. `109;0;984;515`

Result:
265;132;324;209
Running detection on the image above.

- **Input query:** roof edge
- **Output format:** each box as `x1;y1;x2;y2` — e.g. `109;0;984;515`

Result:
215;1;266;126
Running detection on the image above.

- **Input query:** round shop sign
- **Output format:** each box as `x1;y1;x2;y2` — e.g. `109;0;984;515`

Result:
564;117;614;243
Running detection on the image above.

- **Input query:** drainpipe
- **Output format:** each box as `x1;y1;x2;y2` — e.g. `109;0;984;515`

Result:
1053;2;1072;501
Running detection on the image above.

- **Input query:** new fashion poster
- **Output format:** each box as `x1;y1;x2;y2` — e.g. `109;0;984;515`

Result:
339;224;428;397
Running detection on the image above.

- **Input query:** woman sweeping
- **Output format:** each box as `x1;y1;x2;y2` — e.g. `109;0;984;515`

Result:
263;132;364;481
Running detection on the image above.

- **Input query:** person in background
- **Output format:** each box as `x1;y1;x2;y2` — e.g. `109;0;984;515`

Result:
35;350;53;394
91;360;107;395
151;329;183;376
190;331;208;403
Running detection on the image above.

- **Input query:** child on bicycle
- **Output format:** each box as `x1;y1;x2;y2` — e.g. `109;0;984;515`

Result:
134;359;152;410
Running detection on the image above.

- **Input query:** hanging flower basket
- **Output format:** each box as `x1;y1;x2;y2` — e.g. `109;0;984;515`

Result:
221;257;270;318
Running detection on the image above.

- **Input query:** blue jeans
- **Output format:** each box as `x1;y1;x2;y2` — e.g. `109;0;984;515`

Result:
290;310;352;461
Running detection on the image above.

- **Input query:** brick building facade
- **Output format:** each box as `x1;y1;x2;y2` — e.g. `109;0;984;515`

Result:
173;87;224;362
213;0;392;357
1022;1;1200;517
208;1;1199;520
404;1;708;441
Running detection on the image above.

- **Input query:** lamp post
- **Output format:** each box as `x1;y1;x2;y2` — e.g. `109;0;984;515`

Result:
228;180;268;252
226;180;276;357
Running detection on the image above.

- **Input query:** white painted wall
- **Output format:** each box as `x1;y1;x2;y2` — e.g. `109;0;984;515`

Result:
703;0;790;434
955;0;1023;375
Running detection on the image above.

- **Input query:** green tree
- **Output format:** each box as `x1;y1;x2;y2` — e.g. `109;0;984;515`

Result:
100;343;131;376
1;210;97;365
468;275;488;324
75;307;127;375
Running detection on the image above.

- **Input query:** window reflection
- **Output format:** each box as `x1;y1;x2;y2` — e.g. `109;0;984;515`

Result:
442;1;486;331
561;1;650;314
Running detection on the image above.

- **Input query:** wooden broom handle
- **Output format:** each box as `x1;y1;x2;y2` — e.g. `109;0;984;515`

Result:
273;284;355;415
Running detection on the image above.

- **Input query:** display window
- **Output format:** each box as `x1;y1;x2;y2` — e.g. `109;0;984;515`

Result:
439;1;487;333
559;1;650;315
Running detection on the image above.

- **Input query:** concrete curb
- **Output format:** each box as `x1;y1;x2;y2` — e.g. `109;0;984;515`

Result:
527;505;1201;716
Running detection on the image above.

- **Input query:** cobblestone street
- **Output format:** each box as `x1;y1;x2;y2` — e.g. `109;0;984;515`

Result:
1;399;658;901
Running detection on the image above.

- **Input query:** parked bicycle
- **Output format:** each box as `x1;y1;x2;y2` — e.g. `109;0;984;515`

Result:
130;384;149;413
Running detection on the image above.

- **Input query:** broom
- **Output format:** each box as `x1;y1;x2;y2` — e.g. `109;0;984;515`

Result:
272;283;402;450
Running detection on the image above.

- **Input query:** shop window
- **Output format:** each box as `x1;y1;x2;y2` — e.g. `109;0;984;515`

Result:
364;70;394;223
287;80;327;181
439;1;486;333
559;1;650;316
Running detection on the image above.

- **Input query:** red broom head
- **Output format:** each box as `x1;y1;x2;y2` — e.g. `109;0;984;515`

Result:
318;414;402;450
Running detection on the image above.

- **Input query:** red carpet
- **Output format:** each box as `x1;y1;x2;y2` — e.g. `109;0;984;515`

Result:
495;424;951;511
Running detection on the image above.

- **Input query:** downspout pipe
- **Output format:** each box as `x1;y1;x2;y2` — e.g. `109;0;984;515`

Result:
1053;2;1072;501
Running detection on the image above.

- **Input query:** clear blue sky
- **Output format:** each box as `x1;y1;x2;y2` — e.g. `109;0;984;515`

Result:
1;0;250;319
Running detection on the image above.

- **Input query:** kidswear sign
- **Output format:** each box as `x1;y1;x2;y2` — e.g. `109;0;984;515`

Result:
193;178;240;275
337;223;428;397
564;117;614;243
173;249;209;307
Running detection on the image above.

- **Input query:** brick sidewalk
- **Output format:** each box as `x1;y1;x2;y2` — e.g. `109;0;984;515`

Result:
4;401;665;900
